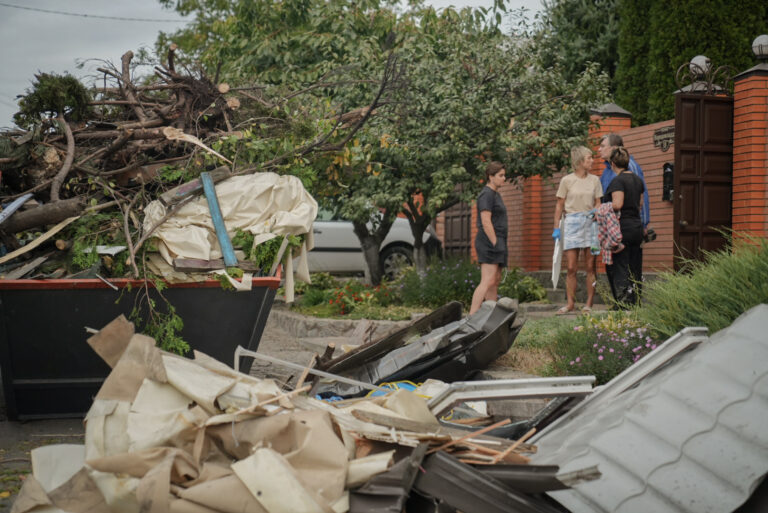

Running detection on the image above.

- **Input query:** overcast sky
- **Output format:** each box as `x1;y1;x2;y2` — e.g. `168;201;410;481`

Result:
0;0;542;129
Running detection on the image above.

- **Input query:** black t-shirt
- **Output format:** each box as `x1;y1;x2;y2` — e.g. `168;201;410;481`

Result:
603;171;645;243
476;186;508;239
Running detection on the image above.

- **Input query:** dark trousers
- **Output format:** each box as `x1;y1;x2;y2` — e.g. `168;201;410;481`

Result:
606;242;643;306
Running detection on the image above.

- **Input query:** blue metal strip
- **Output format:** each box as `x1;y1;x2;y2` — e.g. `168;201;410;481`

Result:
200;171;237;267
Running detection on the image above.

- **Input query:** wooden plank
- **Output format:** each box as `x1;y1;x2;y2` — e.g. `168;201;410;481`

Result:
426;418;511;455
0;216;79;265
3;254;51;280
158;166;231;206
200;171;237;267
173;257;258;272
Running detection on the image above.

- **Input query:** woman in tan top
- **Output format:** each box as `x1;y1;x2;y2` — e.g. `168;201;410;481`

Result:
553;146;603;314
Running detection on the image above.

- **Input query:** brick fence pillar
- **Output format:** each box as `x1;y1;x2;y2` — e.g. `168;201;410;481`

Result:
733;59;768;237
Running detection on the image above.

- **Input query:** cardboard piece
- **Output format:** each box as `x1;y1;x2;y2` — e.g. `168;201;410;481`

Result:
47;468;110;513
96;334;167;402
30;444;85;493
87;447;199;484
232;448;333;513
178;475;268;513
9;475;54;513
346;450;395;488
161;354;236;414
87;314;136;368
382;390;439;426
85;399;131;460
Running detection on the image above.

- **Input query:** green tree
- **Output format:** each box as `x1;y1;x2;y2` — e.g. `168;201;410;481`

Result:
536;0;619;88
633;0;768;123
538;0;768;124
157;0;610;285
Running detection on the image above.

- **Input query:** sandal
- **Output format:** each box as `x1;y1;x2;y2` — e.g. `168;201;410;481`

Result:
581;305;593;313
556;306;574;315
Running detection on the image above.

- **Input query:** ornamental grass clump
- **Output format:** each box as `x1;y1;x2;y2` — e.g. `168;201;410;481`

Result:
638;234;768;339
548;312;658;385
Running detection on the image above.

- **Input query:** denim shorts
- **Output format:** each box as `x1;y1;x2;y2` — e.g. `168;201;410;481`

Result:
563;211;597;251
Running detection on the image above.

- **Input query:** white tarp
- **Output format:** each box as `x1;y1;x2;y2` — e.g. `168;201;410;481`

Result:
552;218;564;289
143;172;318;300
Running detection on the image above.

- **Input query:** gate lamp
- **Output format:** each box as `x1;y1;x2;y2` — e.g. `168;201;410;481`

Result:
753;35;768;61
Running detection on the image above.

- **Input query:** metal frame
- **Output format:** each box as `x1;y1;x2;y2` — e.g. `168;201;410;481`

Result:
427;376;596;416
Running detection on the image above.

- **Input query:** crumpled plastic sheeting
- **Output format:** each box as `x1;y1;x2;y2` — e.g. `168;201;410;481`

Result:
11;316;439;513
143;172;318;301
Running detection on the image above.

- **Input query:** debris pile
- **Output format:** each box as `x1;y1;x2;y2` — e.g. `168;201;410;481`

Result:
0;48;397;284
10;314;598;513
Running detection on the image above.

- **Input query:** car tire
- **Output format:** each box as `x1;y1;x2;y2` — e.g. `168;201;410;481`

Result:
380;245;413;279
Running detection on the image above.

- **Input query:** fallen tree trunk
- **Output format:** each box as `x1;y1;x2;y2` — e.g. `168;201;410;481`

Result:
1;197;85;234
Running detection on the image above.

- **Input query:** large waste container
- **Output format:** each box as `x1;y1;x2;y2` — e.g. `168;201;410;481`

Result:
0;276;279;420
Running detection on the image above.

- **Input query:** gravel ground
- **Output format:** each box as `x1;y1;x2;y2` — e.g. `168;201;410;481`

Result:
246;317;319;386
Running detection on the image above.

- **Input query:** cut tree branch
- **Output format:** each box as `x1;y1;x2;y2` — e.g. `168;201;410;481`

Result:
49;116;75;202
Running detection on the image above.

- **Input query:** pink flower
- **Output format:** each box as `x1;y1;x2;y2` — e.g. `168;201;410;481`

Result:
575;357;581;363
609;348;615;353
598;355;604;361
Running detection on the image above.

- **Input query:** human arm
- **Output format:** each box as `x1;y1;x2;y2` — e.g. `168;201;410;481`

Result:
554;197;565;230
480;210;496;246
553;197;565;239
611;190;625;211
629;158;650;227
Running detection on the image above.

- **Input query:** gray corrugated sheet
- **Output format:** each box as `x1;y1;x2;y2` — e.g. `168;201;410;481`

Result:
530;304;768;513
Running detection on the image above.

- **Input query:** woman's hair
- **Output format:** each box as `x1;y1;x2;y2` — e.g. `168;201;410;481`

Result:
570;146;592;171
610;146;630;170
485;161;505;180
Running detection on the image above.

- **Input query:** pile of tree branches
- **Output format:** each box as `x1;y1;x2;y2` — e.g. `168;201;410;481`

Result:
0;47;401;280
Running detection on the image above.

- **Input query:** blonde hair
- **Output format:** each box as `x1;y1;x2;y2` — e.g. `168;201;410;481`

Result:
570;145;592;171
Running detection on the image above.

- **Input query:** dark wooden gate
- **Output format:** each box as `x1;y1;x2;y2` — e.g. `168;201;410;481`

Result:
443;200;472;258
673;93;733;269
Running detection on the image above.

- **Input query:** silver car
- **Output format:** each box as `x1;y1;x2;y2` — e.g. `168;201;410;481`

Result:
307;209;441;278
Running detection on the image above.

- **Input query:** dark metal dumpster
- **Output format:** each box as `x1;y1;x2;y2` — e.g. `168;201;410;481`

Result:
0;276;280;420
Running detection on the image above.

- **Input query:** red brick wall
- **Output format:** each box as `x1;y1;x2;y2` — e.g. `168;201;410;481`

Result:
438;115;677;273
733;73;768;237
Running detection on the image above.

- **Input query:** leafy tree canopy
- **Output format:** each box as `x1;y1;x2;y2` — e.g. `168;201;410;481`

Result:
14;73;91;128
156;0;610;282
536;0;619;88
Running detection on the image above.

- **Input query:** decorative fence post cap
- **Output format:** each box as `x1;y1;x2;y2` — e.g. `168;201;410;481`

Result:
590;102;632;118
753;35;768;61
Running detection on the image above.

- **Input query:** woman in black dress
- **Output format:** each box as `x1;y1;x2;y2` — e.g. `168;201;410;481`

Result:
470;161;508;314
603;147;645;306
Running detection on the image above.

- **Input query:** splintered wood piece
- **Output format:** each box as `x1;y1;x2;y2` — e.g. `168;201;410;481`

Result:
0;216;79;265
490;428;537;464
426;418;511;455
294;354;317;390
159;166;231;206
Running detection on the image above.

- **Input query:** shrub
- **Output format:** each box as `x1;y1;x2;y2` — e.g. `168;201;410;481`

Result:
395;257;546;308
498;267;547;303
395;257;479;308
638;235;768;339
547;312;658;385
326;279;393;315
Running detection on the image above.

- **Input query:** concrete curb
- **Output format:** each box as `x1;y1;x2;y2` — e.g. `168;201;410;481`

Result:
266;304;412;339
